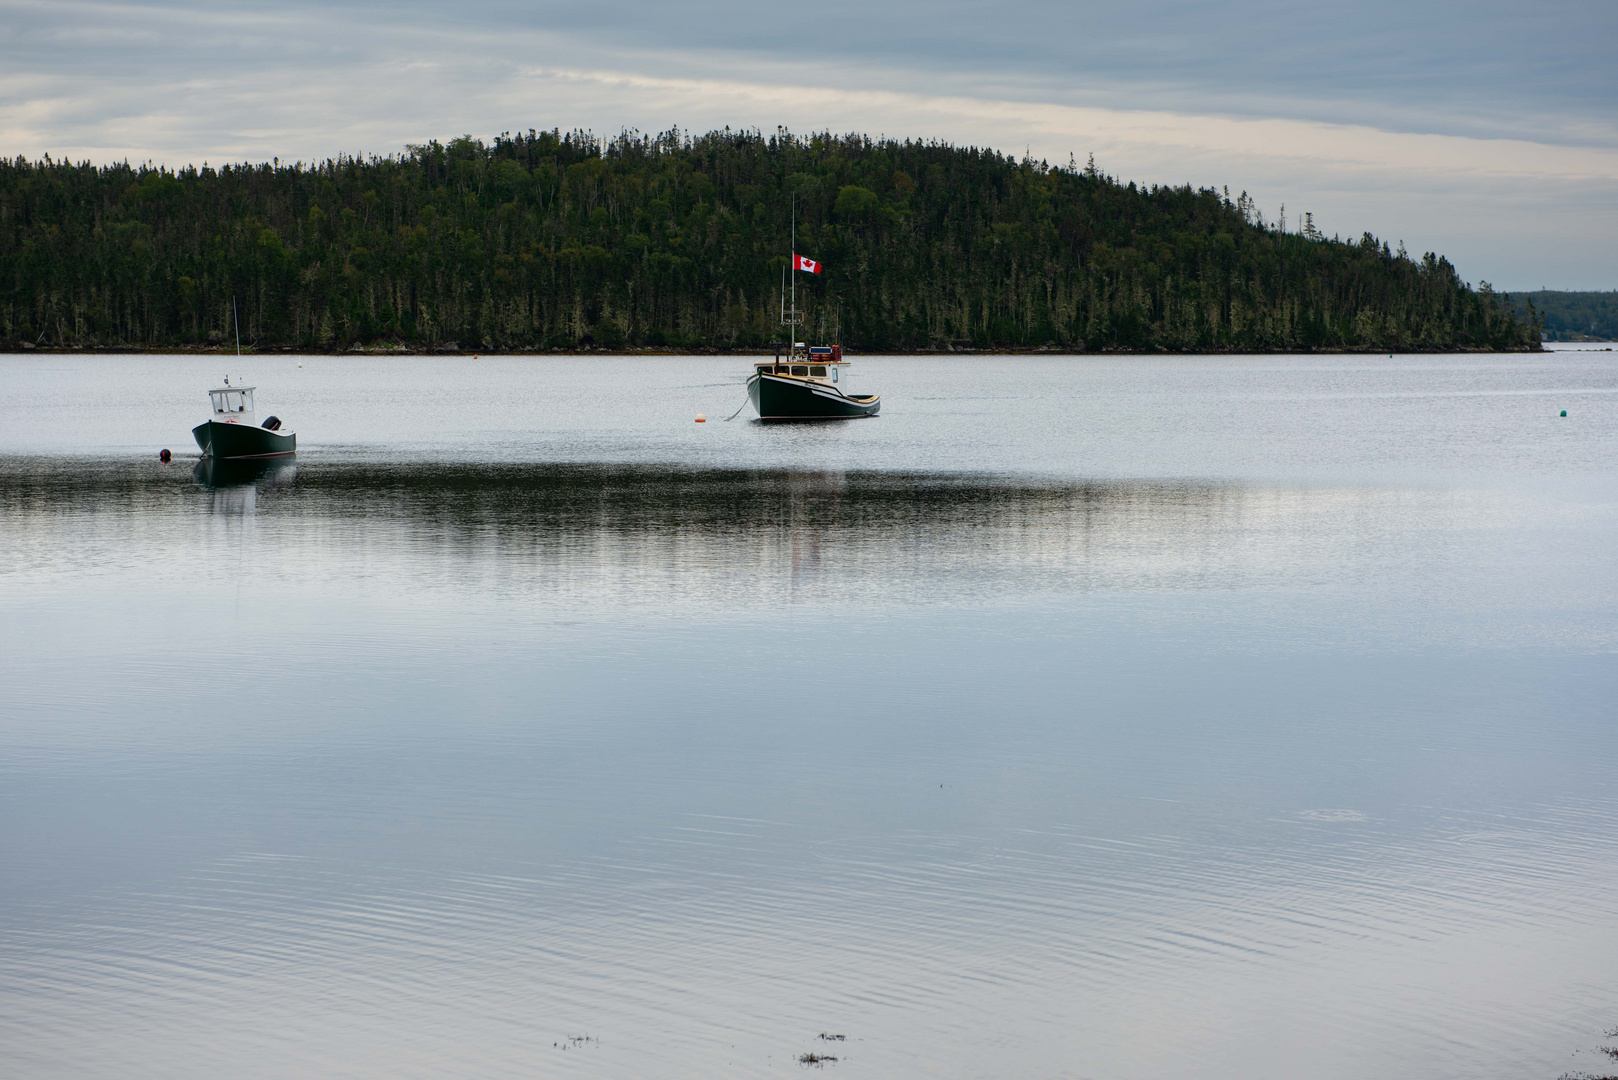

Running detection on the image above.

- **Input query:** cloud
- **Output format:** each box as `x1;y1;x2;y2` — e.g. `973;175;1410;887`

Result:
1;0;1614;287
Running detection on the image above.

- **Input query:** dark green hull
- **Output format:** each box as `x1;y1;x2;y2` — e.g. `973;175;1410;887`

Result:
747;373;879;420
192;420;296;459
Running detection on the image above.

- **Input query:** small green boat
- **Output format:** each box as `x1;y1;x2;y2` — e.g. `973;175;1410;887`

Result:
745;204;879;420
748;344;880;420
191;382;296;459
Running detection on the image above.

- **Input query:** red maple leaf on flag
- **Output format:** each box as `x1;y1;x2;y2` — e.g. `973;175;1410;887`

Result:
794;254;822;274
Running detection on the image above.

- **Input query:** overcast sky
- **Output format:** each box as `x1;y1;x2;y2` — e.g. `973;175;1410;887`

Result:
2;0;1614;288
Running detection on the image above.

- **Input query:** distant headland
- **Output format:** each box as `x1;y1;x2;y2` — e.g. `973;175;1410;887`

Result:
1504;290;1617;343
0;128;1541;354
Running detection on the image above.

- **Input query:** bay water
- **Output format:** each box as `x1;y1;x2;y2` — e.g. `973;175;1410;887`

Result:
2;348;1616;1078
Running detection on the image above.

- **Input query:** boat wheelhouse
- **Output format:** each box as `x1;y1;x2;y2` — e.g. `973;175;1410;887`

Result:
191;381;296;459
211;385;255;421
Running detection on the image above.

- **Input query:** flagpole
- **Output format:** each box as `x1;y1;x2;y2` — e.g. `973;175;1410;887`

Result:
790;193;797;358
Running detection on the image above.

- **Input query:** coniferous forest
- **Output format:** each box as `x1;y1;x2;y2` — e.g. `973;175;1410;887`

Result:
0;128;1541;352
1504;290;1617;342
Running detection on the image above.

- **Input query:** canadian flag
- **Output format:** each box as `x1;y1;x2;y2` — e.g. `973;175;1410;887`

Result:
794;253;822;274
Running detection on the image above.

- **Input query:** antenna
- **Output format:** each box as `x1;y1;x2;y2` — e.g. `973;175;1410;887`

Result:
233;296;242;358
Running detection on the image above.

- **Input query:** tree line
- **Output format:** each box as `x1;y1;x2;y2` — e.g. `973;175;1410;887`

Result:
0;128;1541;352
1504;290;1616;342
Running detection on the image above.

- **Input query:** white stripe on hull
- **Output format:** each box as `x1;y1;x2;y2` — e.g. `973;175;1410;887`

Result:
748;373;879;418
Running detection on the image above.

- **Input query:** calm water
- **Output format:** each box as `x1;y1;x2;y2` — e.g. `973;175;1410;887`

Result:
2;349;1616;1079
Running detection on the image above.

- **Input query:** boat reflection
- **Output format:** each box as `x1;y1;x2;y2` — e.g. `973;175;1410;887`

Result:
193;456;298;490
193;456;297;516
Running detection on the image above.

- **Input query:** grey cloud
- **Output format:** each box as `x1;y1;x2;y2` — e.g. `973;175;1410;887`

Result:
2;0;1614;285
178;0;1615;143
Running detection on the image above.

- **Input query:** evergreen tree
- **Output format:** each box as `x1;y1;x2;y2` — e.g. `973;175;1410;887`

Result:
0;129;1539;353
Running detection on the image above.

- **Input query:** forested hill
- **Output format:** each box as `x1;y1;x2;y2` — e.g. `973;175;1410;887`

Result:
0;129;1539;353
1504;290;1617;342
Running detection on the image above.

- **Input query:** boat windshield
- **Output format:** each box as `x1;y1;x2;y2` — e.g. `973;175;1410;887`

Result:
210;390;252;414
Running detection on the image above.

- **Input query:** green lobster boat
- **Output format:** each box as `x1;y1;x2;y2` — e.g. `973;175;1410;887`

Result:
191;382;296;459
745;205;879;420
748;344;880;420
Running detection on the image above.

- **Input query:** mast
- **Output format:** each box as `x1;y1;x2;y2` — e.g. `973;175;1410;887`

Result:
233;296;241;358
780;195;803;358
790;194;797;357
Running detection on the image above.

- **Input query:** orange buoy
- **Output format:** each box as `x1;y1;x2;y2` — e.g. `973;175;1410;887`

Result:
695;414;707;422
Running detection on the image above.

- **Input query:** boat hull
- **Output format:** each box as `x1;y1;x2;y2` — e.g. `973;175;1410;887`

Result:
192;420;296;459
747;373;879;420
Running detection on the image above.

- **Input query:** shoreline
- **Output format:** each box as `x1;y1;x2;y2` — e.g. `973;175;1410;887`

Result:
0;343;1550;356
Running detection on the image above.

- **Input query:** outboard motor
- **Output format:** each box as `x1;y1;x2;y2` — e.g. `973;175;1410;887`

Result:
261;416;282;431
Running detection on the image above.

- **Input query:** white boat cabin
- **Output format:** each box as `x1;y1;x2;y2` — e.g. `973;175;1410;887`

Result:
755;344;847;385
208;385;256;425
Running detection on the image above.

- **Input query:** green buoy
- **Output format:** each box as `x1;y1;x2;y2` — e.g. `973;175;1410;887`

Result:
1561;410;1567;417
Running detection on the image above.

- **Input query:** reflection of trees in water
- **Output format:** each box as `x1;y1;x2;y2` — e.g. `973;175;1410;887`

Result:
0;460;1442;605
781;470;844;590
